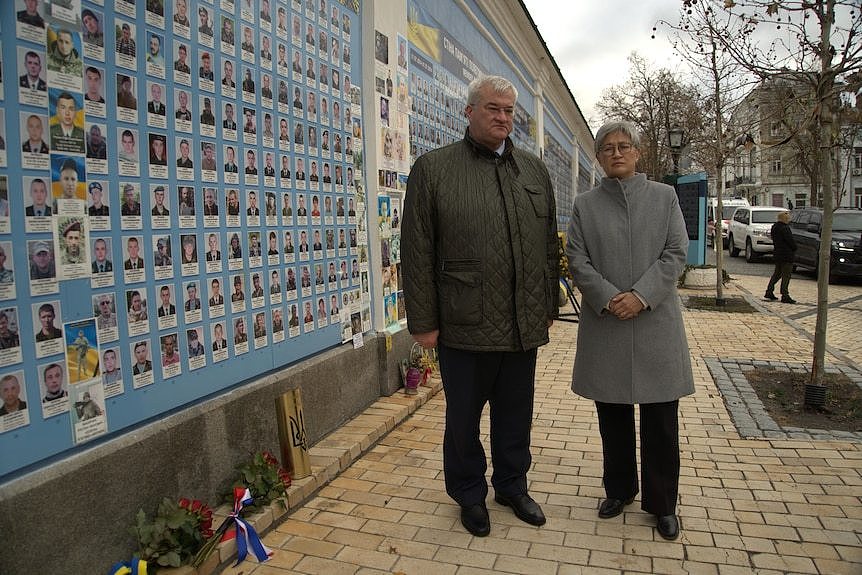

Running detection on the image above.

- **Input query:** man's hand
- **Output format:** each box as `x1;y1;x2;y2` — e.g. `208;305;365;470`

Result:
412;330;439;349
609;292;644;321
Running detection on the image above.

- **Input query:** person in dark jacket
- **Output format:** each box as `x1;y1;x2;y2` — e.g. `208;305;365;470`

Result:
765;211;797;303
402;75;558;538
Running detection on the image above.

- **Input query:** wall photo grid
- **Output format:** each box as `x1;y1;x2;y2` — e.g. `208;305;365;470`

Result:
0;0;370;475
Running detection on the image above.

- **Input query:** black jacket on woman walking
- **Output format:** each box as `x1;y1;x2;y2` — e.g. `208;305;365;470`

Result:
770;220;796;263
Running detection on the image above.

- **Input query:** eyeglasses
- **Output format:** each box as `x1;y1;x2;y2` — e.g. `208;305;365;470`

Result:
599;143;635;156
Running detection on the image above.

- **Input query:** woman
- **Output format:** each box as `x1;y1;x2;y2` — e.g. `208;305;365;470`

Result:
764;211;796;303
566;120;694;541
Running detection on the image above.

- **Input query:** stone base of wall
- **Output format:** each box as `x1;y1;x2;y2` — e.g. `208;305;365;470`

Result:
0;329;417;575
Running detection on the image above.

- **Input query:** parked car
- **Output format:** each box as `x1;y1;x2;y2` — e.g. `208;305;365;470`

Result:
707;197;750;248
727;205;786;262
789;207;862;282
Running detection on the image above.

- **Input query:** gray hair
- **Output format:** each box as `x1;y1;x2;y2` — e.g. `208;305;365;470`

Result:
467;75;518;106
594;121;641;156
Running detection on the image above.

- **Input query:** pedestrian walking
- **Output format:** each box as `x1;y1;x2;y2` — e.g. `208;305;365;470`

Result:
565;120;694;541
764;211;797;303
402;75;558;537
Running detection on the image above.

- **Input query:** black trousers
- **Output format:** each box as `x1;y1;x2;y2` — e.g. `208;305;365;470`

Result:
438;343;537;507
766;262;793;296
595;400;680;516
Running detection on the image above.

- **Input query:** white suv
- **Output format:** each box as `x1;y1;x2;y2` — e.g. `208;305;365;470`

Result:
727;206;786;262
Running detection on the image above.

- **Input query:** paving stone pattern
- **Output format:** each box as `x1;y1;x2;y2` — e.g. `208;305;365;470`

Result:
217;274;862;575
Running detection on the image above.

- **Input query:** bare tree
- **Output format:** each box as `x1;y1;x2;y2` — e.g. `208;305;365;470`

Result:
658;2;757;304
683;0;862;394
595;53;704;182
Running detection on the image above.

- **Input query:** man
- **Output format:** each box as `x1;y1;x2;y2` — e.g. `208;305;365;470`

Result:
127;290;147;322
253;313;267;338
35;302;62;341
176;139;193;168
23;115;49;155
61;221;84;264
242;69;255;94
227;190;240;216
48;28;83;76
124;237;144;270
284;232;295;255
119;130;138;164
147;34;165;67
198;5;213;35
199;52;214;81
280;157;291;181
173;0;190;26
18;51;48;92
116;22;136;56
96;295;116;329
0;246;13;285
30;242;55;279
153;237;172;270
248;234;261;257
285;268;297;291
86;125;107;160
209;278;224;306
300;266;311;288
50;92;84;149
278;80;289;105
764;211;798;304
566;120;693;542
234;318;248;344
187;329;206;357
0;374;26;416
206;234;221;262
84;67;104;103
157;285;175;317
299;231;309;254
132;341;152;375
149;135;167;166
88;183;108;216
288;305;299;328
26;178;51;217
212;323;227;351
0;310;20;350
224;146;238;173
222;60;235;88
147;83;166;115
309;162;319;183
102;349;121;385
160;335;180;367
41;363;67;402
221;103;236;130
175;91;192;121
117;76;137;109
264;154;276;177
201;143;217;171
251;274;264;298
270;270;281;294
327;262;338;283
261;35;272;61
303;302;314;324
17;0;45;27
185;283;201;311
402;76;558;537
56;158;80;204
91;238;112;273
243;109;256;135
244;150;257;175
241;26;254;53
203;189;219;216
174;44;191;74
81;8;105;47
121;184;141;216
201;98;215;126
261;75;273;100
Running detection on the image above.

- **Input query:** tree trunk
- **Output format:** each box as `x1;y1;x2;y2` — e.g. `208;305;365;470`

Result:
810;0;835;389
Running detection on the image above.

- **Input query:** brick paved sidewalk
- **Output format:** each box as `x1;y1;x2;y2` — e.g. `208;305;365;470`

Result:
219;276;862;574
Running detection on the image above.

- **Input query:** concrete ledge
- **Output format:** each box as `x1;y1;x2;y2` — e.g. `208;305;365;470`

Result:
683;268;716;289
0;329;423;574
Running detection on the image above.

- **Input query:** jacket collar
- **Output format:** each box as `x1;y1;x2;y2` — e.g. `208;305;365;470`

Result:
464;129;519;176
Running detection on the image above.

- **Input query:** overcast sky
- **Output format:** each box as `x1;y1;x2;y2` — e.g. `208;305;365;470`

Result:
521;1;684;134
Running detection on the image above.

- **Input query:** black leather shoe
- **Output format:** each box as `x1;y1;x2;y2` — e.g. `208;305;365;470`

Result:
781;296;797;304
656;514;680;540
494;493;546;526
597;497;634;519
764;292;778;301
460;503;490;537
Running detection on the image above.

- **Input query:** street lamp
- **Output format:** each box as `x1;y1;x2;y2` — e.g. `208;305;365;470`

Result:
668;125;684;174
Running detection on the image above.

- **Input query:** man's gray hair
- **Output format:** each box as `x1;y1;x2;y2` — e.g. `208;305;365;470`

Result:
467;75;518;106
594;121;641;156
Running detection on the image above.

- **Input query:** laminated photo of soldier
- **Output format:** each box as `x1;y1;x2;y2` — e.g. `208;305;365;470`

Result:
46;25;83;85
28;240;55;282
49;90;85;155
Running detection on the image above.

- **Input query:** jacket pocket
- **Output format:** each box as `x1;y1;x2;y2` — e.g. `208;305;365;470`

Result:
439;259;483;326
525;186;548;218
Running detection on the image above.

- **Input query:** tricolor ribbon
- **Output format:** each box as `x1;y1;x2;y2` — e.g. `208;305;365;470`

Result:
221;487;273;566
107;556;147;575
